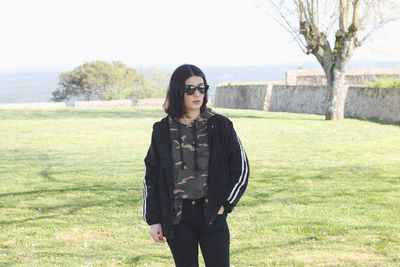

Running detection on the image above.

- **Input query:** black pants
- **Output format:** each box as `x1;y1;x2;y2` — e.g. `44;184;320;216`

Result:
167;198;230;267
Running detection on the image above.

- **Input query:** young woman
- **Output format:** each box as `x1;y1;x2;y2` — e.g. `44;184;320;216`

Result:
143;64;249;267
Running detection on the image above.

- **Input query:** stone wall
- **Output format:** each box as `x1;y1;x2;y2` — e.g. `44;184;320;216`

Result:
213;83;274;111
345;87;400;122
268;85;328;115
214;83;400;122
286;67;400;86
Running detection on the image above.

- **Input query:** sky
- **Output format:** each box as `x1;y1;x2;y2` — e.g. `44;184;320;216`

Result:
1;0;399;70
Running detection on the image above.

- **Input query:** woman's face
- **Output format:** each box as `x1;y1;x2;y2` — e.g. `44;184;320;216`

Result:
183;76;205;114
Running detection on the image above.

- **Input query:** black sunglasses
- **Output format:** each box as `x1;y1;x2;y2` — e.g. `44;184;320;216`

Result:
184;84;209;95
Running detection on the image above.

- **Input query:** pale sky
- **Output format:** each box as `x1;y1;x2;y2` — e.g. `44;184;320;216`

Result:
1;0;399;70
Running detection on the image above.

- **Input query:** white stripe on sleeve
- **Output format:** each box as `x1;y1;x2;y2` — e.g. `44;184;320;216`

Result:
143;166;148;220
227;136;249;204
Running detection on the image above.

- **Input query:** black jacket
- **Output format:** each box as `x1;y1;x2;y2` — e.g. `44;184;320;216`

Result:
143;113;249;239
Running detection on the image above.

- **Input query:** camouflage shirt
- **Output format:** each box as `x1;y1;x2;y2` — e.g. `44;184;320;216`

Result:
168;107;216;224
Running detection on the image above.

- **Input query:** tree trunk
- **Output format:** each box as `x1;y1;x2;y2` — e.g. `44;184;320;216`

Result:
325;67;348;120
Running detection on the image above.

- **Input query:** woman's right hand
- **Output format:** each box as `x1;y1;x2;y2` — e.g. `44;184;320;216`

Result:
150;223;165;243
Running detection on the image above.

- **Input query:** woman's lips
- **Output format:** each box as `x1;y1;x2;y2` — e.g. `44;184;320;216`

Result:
193;100;201;104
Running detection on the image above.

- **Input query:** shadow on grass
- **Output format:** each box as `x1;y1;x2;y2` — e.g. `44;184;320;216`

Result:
0;263;17;267
126;254;171;265
244;165;399;208
1;107;398;126
126;255;143;265
216;110;325;122
0;197;130;225
220;109;400;125
0;214;69;225
0;183;142;226
0;107;329;122
0;185;118;198
346;116;400;127
231;244;268;254
229;114;325;121
38;167;57;181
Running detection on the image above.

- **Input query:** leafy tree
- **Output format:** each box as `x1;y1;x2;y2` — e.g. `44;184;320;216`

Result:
138;66;171;98
52;60;145;101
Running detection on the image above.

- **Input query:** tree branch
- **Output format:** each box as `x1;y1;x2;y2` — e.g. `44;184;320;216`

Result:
358;17;397;44
349;0;360;33
311;0;317;25
339;0;346;30
345;0;351;29
262;0;308;52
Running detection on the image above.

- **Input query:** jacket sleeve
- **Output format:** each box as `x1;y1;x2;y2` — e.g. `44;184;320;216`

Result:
223;122;250;213
143;128;161;225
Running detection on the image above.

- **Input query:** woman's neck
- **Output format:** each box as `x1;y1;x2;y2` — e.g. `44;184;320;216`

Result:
181;109;200;124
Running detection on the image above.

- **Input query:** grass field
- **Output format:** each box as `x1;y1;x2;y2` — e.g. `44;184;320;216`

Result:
0;107;399;266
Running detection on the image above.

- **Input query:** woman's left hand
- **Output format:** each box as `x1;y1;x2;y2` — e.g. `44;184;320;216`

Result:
217;205;225;215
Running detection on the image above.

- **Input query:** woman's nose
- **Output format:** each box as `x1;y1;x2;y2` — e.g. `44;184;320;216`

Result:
193;89;202;96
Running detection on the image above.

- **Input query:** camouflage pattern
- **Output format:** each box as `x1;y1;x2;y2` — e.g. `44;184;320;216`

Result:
168;107;216;224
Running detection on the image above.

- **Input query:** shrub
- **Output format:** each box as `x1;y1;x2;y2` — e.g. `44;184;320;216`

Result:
365;76;400;89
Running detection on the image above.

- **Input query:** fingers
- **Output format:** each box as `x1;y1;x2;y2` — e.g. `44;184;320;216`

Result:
151;231;160;242
157;227;165;243
150;225;165;243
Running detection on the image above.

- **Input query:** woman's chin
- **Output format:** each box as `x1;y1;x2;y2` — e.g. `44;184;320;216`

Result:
190;104;201;109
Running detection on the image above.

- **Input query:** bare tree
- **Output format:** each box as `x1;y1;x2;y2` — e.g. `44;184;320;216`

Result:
260;0;400;120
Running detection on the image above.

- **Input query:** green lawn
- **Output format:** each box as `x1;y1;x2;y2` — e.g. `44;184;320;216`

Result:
0;107;399;266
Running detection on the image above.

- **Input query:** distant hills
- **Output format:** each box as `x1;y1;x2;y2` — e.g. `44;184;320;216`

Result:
0;60;399;104
0;71;60;103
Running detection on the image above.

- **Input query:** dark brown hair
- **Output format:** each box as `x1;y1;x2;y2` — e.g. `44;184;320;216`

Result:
163;64;208;119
